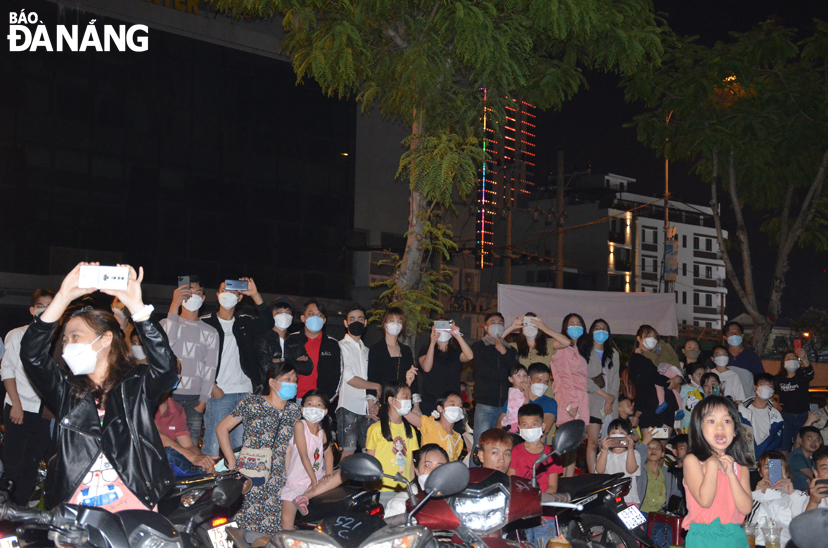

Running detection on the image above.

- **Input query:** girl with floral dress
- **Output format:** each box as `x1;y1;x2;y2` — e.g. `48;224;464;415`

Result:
216;363;301;535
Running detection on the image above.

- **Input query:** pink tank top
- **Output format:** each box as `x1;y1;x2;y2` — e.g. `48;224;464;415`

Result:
682;461;745;529
284;420;326;487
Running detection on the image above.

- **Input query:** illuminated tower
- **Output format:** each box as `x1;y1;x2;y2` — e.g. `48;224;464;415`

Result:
478;95;536;267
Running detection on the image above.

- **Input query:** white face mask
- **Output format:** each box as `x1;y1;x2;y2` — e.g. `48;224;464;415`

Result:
181;294;204;312
784;360;800;372
519;427;544;443
218;292;239;309
438;331;452;343
417;474;429;490
131;345;146;361
395;398;412;416
274;313;293;330
302;407;325;424
714;356;730;368
442;406;464;423
756;385;774;400
385;322;403;336
487;324;505;339
642;337;658;350
523;326;538;339
531;383;548;398
62;336;104;376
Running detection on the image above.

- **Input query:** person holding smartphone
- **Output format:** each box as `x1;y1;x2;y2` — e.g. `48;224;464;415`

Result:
749;451;809;547
19;263;177;510
739;373;785;464
418;318;474;416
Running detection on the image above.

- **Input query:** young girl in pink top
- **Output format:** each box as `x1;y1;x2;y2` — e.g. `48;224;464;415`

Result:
683;395;752;548
281;390;342;530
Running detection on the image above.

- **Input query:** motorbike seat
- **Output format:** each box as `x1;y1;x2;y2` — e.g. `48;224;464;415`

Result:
556;473;625;499
310;484;364;505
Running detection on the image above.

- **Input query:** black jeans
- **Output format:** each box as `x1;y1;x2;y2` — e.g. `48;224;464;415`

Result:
3;404;51;505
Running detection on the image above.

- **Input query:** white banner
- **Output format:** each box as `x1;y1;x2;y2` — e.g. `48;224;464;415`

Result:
497;284;678;337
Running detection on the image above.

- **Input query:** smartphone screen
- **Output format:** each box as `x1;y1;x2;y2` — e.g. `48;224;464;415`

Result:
810;404;820;414
711;385;721;396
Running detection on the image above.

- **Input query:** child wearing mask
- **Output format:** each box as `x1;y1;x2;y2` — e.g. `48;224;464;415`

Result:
526;363;558;435
498;364;530;433
739;373;784;462
508;404;563;493
710;346;747;403
366;381;420;506
281;390;343;530
385;444;449;517
596;418;641;505
403;391;465;461
680;363;706;430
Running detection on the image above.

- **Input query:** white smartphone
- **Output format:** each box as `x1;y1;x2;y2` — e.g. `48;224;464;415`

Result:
652;427;669;439
78;265;129;291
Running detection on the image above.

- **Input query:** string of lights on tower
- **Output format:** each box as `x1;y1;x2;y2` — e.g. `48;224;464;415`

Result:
478;91;537;268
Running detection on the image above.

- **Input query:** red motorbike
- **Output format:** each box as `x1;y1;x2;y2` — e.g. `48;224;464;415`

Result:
397;420;594;548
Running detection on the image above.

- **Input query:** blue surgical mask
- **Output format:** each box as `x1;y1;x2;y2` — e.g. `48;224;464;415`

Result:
276;381;298;401
727;335;743;347
567;326;584;340
305;316;324;333
593;330;609;344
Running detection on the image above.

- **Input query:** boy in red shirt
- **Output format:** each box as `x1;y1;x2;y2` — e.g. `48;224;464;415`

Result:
509;403;563;493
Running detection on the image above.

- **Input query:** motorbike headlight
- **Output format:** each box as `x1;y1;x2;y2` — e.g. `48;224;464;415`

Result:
451;486;509;534
362;527;432;548
128;525;182;548
274;530;340;548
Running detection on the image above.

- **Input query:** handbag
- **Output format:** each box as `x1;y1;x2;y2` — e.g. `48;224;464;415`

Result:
237;410;284;486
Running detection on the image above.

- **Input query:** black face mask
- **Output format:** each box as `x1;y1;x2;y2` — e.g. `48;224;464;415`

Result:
348;322;366;337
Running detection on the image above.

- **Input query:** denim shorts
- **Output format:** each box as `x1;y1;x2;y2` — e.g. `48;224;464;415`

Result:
336;408;374;451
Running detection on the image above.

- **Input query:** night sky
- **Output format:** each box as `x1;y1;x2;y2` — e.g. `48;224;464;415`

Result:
534;0;828;323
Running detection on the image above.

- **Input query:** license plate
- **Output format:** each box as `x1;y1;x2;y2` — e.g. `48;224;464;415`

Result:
208;522;237;548
0;537;19;548
617;506;647;530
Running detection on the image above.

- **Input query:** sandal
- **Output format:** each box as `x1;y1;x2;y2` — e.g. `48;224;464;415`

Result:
293;496;309;516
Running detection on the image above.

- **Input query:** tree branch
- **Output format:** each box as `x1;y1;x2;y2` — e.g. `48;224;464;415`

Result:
383;26;408;49
727;148;758;309
710;149;763;322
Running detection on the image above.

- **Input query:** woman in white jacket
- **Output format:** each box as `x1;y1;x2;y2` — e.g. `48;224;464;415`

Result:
749;451;810;546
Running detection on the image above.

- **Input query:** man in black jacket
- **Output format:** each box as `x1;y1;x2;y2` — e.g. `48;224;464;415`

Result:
200;278;272;457
253;297;294;374
284;299;341;404
470;312;518;464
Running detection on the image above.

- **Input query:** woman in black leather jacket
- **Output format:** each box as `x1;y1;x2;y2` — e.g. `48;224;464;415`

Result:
20;263;177;510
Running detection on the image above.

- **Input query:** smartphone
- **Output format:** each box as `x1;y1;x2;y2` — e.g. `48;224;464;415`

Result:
523;316;534;326
810;404;820;414
78;265;129;291
177;275;190;288
768;458;783;485
794;339;802;352
710;385;721;397
434;320;452;331
224;279;248;291
608;435;629;448
652;427;669;440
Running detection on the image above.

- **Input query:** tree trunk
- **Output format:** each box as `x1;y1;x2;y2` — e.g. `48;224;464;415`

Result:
393;117;426;349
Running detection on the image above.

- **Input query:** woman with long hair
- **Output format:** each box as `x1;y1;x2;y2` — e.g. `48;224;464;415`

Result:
577;319;620;473
629;324;681;429
418;318;473;415
503;312;570;368
20;262;177;511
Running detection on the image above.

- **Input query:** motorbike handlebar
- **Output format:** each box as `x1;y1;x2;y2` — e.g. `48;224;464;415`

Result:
0;504;51;524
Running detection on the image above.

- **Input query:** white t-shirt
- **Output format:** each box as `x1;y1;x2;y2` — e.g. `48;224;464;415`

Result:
215;317;252;394
337;335;370;415
748;403;774;445
1;326;42;413
599;449;641;504
716;368;747;402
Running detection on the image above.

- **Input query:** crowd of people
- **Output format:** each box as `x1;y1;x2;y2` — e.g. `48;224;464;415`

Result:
1;263;827;547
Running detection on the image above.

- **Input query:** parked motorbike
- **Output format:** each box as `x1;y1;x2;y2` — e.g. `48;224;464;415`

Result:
0;497;201;548
293;484;384;529
225;453;473;548
553;474;653;547
158;470;248;548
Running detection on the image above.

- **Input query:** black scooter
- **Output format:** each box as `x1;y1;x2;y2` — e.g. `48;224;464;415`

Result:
0;497;201;548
